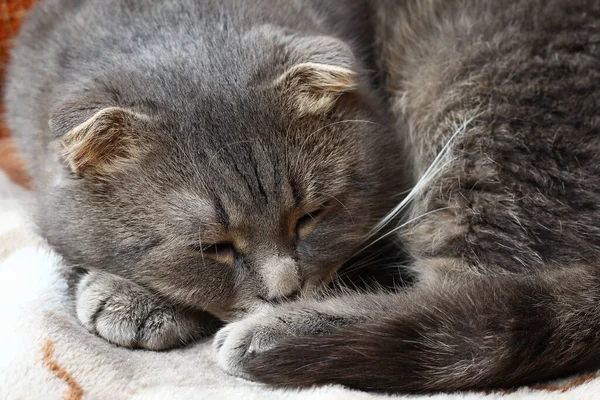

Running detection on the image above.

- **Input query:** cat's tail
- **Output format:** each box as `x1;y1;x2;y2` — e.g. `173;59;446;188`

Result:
244;264;600;392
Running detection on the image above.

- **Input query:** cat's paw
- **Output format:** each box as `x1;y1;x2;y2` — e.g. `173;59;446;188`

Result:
213;304;358;377
76;270;200;350
213;310;294;377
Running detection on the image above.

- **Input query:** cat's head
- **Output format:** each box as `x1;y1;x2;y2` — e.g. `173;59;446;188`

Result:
45;34;406;320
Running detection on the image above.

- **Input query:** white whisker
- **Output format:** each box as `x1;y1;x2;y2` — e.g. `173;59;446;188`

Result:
350;112;480;262
355;206;453;256
371;114;477;234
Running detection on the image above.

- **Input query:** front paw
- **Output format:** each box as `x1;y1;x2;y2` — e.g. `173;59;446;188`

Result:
213;312;291;378
213;303;363;378
76;271;201;350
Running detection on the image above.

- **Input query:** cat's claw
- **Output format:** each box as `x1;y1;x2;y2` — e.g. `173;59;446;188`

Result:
76;270;201;350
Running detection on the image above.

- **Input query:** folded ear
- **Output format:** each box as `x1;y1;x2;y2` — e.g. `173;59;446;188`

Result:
273;35;360;116
276;62;358;115
57;107;148;177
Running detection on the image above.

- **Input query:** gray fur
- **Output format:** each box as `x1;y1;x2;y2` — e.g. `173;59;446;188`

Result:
8;0;600;393
213;0;600;392
76;269;217;350
5;0;405;349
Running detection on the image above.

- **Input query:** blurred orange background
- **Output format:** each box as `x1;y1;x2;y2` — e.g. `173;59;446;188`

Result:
0;0;36;188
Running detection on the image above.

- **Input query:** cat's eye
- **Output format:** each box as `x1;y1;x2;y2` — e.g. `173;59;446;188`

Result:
190;242;236;263
296;207;325;240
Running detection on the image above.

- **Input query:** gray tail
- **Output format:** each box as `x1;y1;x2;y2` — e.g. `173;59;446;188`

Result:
245;266;600;392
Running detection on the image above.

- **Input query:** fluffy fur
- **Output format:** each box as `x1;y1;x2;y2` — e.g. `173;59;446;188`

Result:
5;0;406;349
7;0;600;393
213;0;600;393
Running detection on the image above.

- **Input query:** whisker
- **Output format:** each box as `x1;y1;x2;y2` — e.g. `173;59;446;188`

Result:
311;191;355;225
338;112;481;277
356;206;453;255
369;114;477;235
196;233;206;271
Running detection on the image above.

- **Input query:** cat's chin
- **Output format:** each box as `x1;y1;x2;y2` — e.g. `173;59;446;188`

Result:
208;302;275;323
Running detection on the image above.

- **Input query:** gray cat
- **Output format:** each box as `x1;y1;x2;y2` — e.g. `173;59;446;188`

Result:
6;0;600;394
213;0;600;392
5;0;405;350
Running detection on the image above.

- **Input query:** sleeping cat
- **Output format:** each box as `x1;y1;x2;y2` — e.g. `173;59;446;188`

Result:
7;0;600;394
5;0;406;350
212;0;600;392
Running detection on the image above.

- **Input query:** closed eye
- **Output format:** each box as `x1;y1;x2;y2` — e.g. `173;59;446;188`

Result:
296;207;326;240
189;242;236;262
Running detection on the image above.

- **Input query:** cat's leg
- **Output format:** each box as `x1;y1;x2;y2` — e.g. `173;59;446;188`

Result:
215;268;600;391
214;293;387;376
75;269;215;350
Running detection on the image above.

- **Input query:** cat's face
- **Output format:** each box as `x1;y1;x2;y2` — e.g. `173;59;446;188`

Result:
45;37;406;321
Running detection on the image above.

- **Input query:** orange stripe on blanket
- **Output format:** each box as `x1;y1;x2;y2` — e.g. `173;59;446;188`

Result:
42;338;84;400
477;372;600;396
533;372;600;393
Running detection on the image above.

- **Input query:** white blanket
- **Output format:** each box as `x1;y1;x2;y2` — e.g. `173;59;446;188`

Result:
0;169;598;400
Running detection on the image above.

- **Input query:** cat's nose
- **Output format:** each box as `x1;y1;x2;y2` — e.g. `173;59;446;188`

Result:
260;255;301;302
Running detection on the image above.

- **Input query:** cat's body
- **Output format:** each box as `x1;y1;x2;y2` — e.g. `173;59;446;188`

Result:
215;0;600;392
6;0;600;393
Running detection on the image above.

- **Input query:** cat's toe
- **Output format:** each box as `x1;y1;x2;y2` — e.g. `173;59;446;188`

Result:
75;271;187;350
213;324;230;351
90;297;150;348
134;307;183;350
214;320;256;377
214;316;286;377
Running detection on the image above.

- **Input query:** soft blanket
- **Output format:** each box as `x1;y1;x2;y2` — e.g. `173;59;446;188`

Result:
0;169;599;400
